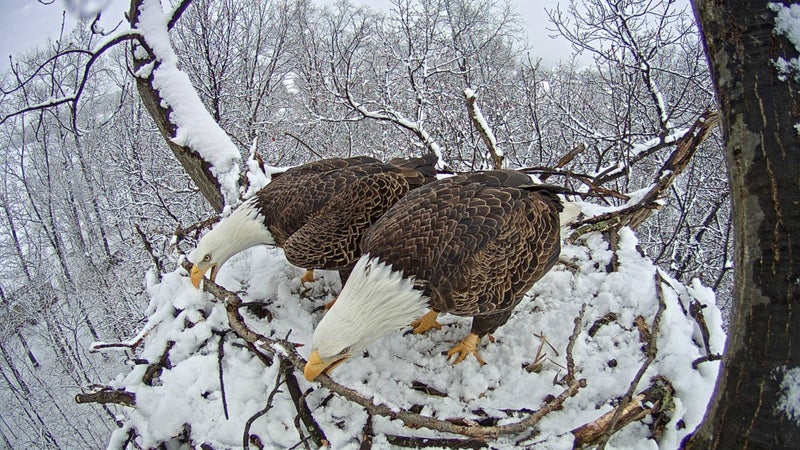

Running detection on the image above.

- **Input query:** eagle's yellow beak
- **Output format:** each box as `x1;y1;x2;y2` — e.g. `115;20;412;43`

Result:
304;350;349;381
190;264;217;289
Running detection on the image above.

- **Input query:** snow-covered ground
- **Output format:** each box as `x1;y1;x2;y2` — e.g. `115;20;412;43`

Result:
96;224;723;449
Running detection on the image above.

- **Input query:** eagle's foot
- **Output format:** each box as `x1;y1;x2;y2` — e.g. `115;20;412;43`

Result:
447;333;486;365
311;296;338;314
300;269;316;285
411;310;442;335
324;297;337;310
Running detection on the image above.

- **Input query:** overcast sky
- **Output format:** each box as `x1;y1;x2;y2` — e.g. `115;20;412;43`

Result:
0;0;574;72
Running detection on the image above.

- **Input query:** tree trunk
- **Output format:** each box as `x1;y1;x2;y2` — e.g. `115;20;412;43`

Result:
686;1;800;448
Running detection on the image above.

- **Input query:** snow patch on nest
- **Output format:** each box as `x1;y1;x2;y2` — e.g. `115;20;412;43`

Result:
102;229;723;449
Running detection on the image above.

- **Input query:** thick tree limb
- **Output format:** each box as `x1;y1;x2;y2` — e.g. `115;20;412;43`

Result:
75;389;136;407
572;376;675;448
129;0;237;213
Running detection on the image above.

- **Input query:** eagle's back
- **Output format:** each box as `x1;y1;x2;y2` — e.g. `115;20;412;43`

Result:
255;156;437;270
362;170;563;316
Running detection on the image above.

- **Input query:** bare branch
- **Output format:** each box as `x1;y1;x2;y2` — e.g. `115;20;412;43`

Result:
168;0;195;30
572;376;675;448
568;110;719;241
0;32;143;127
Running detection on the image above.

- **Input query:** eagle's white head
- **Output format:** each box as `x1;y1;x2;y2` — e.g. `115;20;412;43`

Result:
304;254;428;381
188;199;275;288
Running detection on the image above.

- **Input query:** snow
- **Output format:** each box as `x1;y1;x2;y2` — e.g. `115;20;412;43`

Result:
770;2;800;134
133;0;241;210
776;366;800;424
97;227;723;449
770;2;800;80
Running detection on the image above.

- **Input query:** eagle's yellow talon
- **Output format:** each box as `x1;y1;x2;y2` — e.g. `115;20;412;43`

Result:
301;269;316;285
447;333;485;365
324;297;337;310
411;310;442;334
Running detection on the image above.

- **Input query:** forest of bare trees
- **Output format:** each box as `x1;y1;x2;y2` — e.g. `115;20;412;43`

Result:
0;0;771;448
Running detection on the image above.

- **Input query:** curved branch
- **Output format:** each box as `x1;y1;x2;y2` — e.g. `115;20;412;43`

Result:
0;32;144;126
168;0;194;30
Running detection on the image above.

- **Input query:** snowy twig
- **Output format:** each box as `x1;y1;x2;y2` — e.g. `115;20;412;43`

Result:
689;300;712;355
571;376;675;448
135;224;164;279
142;341;175;386
595;271;669;449
173;216;220;246
464;88;503;169
384;434;488;448
569;110;719;236
0;32;142;127
167;0;194;30
89;324;153;353
587;312;618;337
243;360;285;450
561;304;587;385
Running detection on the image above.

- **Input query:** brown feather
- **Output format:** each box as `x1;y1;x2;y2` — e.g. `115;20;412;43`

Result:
252;156;436;276
361;170;563;336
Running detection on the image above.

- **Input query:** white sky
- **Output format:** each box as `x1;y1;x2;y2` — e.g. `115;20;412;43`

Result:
0;0;574;72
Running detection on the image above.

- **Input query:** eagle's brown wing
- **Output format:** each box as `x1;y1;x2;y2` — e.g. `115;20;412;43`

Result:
282;171;411;271
255;159;387;245
362;170;562;333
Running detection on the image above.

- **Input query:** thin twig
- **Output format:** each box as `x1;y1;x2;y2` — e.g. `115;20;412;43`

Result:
135;224;164;277
211;278;585;439
384;434;489;449
284;359;327;447
689;300;712;355
691;354;722;369
561;304;586;385
215;331;230;420
359;413;373;450
596;271;668;449
242;359;285;450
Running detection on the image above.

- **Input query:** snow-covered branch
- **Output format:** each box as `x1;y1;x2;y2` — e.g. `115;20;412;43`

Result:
344;90;446;169
464;88;503;169
569;110;719;239
130;0;241;212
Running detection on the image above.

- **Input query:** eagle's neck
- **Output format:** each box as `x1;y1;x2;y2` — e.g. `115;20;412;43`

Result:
211;199;275;256
314;255;429;355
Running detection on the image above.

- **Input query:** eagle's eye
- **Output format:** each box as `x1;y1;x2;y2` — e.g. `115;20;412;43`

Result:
202;254;212;262
337;346;350;356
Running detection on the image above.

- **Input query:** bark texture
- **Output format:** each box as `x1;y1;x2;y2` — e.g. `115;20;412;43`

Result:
129;0;226;213
687;1;800;448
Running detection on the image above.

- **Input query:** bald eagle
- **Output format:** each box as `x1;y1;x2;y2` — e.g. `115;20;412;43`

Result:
189;155;438;288
304;170;564;381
